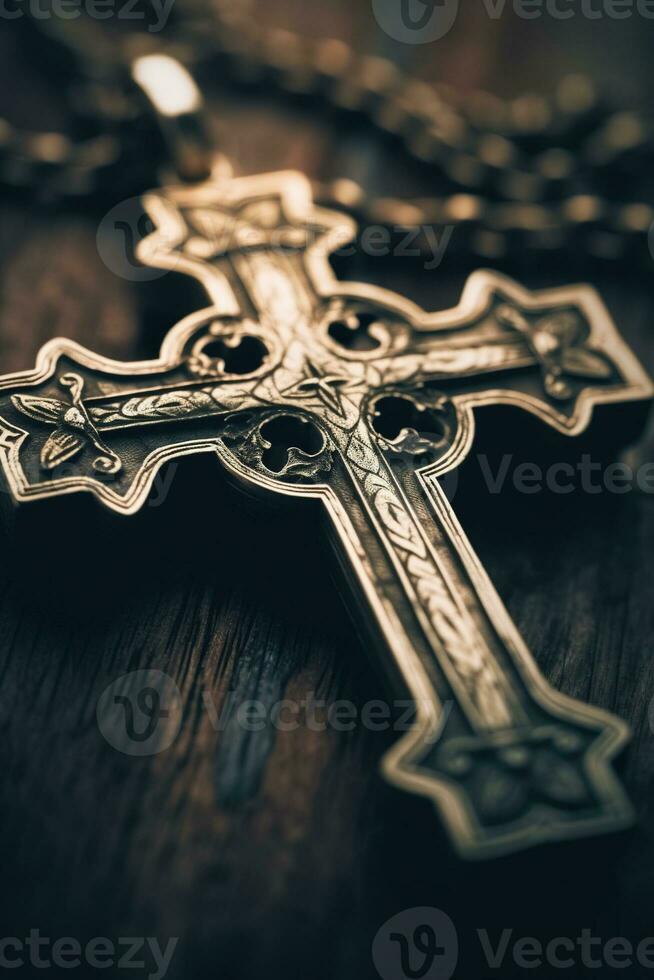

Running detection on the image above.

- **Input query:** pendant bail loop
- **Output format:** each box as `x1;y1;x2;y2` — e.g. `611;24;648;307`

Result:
131;52;215;184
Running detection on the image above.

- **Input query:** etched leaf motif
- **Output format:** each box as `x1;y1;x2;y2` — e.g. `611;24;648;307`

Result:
120;390;215;419
476;766;529;823
91;405;119;420
11;394;66;425
346;435;380;474
40;429;85;470
533;751;590;805
561;348;612;379
89;403;128;426
209;384;261;411
372;485;425;557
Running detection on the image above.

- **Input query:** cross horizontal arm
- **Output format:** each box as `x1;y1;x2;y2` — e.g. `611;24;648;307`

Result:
334;289;622;415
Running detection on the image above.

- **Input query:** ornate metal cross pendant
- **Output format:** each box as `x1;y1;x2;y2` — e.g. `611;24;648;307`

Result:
0;171;650;858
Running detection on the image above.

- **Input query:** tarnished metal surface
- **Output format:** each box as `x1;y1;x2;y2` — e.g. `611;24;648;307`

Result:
0;170;650;857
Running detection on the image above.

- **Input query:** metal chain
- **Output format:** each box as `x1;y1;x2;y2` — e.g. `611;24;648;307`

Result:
3;6;653;266
187;1;654;265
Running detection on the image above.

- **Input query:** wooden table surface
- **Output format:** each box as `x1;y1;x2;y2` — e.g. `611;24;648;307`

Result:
0;2;653;978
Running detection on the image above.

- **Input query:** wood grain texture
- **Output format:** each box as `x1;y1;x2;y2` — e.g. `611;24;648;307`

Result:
0;3;653;978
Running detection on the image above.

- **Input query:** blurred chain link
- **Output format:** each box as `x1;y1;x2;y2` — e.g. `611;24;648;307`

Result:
2;0;653;266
